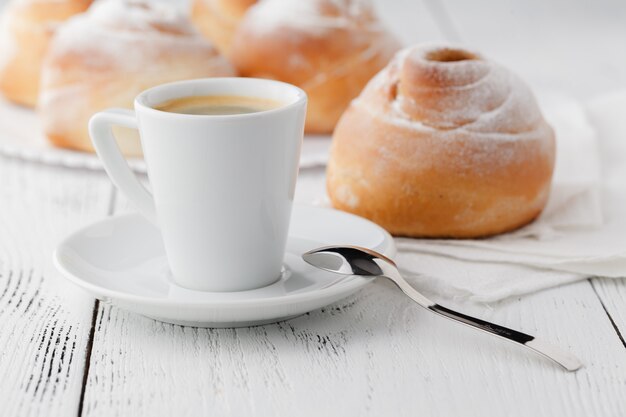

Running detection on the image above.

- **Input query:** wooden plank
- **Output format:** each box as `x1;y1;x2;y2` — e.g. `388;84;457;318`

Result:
80;275;626;416
0;157;113;416
81;179;626;417
591;278;626;347
79;2;626;415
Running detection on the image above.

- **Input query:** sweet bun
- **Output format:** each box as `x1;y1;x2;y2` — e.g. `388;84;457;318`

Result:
230;0;401;134
190;0;256;55
0;0;93;107
38;0;235;156
327;44;556;238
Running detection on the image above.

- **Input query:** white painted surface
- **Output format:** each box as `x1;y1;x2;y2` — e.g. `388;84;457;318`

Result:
81;279;626;417
0;0;625;416
0;158;112;416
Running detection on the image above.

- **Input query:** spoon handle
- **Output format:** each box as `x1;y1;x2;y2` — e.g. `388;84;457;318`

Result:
387;273;583;372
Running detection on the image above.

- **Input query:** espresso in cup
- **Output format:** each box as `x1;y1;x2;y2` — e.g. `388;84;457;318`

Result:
89;78;307;292
155;95;282;115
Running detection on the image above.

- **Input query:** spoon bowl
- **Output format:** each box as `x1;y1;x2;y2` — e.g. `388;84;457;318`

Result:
303;245;583;372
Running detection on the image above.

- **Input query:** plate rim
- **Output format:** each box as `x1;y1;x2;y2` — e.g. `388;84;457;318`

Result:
53;204;395;308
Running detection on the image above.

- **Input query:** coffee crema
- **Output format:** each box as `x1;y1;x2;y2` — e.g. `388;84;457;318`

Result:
155;95;283;115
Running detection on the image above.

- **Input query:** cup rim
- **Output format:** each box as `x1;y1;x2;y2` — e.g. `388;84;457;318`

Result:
134;77;307;120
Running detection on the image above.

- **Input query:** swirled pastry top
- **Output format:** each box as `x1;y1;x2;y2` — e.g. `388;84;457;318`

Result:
233;0;399;85
360;44;551;139
327;44;556;237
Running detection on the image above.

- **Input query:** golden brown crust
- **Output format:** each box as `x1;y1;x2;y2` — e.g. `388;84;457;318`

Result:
190;0;256;55
39;0;235;156
327;44;556;238
230;0;401;133
0;0;93;107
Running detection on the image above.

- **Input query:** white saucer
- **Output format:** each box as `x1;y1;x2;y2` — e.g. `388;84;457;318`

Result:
54;205;395;327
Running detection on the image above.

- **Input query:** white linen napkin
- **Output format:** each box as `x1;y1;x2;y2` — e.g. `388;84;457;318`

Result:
392;91;626;301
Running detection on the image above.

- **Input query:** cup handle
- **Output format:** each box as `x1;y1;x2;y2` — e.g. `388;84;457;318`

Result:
89;108;157;225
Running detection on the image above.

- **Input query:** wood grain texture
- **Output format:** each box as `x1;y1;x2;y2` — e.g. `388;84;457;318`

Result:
85;8;626;404
0;1;622;416
81;260;626;417
591;278;626;347
0;157;112;416
85;173;626;417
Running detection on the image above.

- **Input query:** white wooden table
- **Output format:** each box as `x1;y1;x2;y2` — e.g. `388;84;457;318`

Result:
1;1;625;416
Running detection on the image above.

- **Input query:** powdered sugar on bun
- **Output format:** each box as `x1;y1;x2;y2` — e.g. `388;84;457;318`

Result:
39;0;235;156
0;13;17;72
230;0;401;133
43;0;231;73
359;44;548;139
328;44;556;238
190;0;256;54
0;0;93;106
243;0;380;35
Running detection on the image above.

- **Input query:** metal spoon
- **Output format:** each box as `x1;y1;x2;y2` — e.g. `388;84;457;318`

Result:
303;245;583;372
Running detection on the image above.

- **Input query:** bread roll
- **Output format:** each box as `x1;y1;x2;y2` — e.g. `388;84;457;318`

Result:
190;0;256;55
39;0;235;156
327;44;556;238
230;0;400;134
0;0;92;107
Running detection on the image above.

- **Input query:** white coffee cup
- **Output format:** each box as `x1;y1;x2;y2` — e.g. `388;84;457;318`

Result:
89;78;307;292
